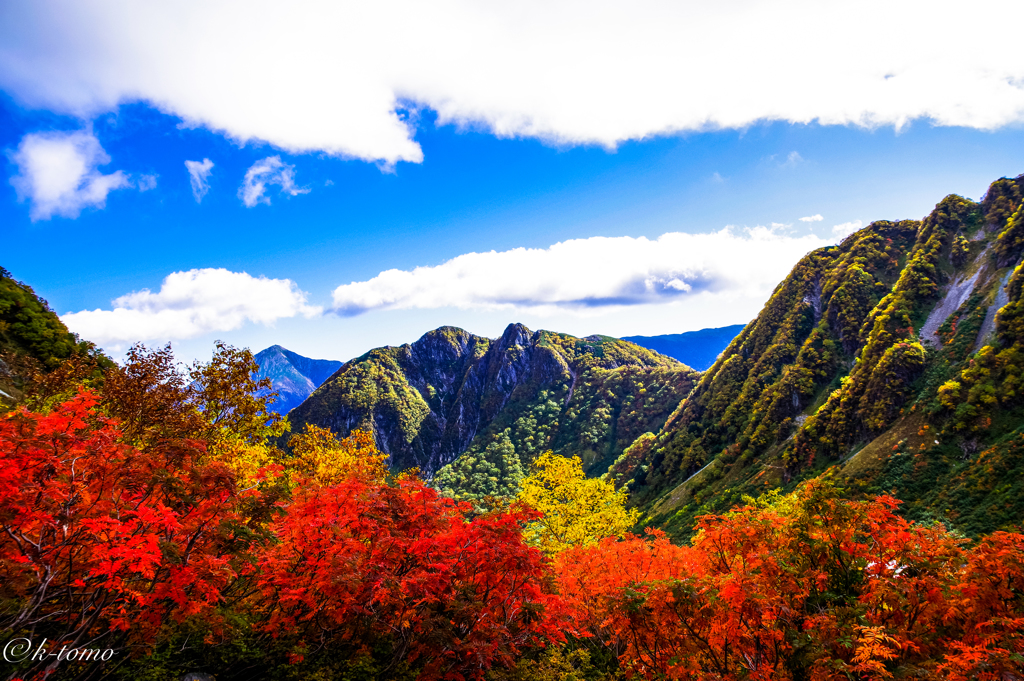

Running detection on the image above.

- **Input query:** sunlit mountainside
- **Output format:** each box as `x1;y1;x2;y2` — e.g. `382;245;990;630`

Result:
626;175;1024;538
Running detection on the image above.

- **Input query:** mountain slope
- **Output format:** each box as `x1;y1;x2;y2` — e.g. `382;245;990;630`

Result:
253;345;342;415
617;174;1024;539
622;325;745;370
1;266;110;407
288;324;699;487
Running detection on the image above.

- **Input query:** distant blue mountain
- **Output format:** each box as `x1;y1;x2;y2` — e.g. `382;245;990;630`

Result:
253;345;343;415
621;324;745;371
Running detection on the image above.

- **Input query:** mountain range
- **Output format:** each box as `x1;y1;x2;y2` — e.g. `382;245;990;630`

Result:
283;172;1024;539
5;172;1024;541
253;322;741;418
287;326;698;497
622;324;745;370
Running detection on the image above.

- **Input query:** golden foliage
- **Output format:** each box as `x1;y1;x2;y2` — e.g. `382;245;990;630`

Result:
219;426;389;488
288;425;388;484
516;451;638;555
217;440;285;487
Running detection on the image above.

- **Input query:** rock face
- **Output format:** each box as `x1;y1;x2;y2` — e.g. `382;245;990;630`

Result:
287;324;697;478
253;345;342;415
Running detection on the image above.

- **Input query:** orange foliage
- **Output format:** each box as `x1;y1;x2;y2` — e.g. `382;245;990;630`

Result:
555;482;1024;680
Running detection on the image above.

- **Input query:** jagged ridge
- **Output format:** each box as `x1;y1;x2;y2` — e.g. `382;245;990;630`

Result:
288;324;697;481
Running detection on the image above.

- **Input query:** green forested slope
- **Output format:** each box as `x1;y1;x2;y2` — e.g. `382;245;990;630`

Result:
0;266;110;406
288;323;699;499
620;175;1024;539
435;360;696;502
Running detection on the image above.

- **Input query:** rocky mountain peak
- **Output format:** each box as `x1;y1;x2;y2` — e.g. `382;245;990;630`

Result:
253;345;342;415
288;324;690;478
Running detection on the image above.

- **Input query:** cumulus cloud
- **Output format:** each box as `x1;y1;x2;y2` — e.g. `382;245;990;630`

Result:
62;268;322;346
1;1;1022;164
832;220;864;239
185;158;213;202
8;130;131;220
238;156;309;208
331;228;838;316
800;214;824;222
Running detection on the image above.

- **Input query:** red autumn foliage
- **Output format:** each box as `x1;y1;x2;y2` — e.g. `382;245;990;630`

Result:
0;385;565;681
255;474;565;679
0;389;251;675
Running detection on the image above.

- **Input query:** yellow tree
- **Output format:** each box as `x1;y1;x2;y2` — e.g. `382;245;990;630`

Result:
218;440;287;487
221;426;389;488
288;425;388;484
516;451;639;555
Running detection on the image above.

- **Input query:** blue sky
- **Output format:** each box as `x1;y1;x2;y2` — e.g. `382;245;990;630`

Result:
2;1;1024;364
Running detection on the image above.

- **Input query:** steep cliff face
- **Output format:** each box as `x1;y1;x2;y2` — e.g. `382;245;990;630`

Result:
622;174;1024;540
287;326;490;475
288;324;697;481
253;345;342;414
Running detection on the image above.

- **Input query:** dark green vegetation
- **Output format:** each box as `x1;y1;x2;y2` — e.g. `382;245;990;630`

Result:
253;344;342;414
0;266;111;407
288;323;699;498
624;174;1024;540
622;324;745;370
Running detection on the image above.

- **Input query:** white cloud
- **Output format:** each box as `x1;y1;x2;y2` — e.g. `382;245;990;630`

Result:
1;1;1022;164
62;268;323;346
777;151;805;169
8;130;130;220
800;214;824;222
185;158;213;202
238;156;309;208
832;220;864;239
136;174;158;191
331;228;837;316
